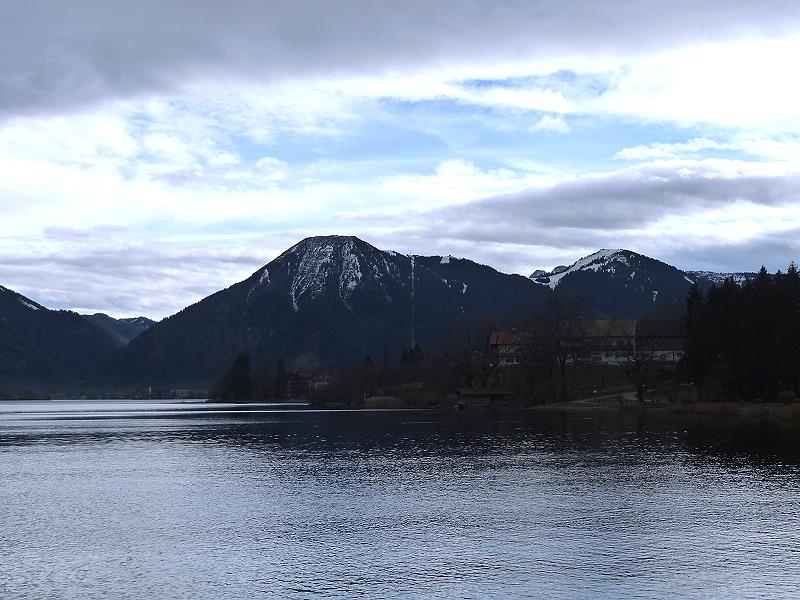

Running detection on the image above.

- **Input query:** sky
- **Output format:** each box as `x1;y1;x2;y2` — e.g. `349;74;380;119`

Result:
2;1;800;319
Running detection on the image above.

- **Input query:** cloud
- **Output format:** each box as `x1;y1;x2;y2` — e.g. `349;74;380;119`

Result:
0;235;278;318
3;2;800;317
662;229;800;273
376;160;558;208
433;161;800;231
385;160;800;274
615;138;724;160
2;1;799;118
617;136;800;164
533;115;571;134
589;34;800;130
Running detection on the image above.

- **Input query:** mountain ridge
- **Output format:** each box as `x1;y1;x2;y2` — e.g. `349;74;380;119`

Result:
0;285;119;391
2;237;768;393
81;313;156;347
112;235;550;387
529;248;758;317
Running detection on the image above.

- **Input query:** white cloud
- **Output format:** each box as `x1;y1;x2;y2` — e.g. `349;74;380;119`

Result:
616;135;800;169
589;35;800;130
3;3;800;316
616;138;723;160
533;115;571;134
255;157;288;182
377;160;559;209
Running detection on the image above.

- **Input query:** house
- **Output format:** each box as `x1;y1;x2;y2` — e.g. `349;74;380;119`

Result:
490;318;685;366
636;318;686;363
285;372;330;398
488;329;541;366
569;318;637;363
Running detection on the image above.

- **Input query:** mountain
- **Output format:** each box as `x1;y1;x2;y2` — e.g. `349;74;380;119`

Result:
686;270;757;292
4;239;763;394
529;249;699;318
82;313;156;346
114;235;550;388
0;285;119;393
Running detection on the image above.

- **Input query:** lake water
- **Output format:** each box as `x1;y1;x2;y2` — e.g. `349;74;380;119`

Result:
1;400;800;599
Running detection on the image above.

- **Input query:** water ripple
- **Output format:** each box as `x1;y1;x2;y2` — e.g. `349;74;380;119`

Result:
1;402;800;598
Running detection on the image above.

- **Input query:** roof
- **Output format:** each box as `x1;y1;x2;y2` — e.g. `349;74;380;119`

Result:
491;320;637;345
489;330;541;346
636;318;686;338
570;319;637;338
637;318;686;351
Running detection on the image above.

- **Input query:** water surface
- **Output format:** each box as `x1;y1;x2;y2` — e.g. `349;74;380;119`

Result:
1;400;799;598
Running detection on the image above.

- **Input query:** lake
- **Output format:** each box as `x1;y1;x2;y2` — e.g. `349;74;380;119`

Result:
1;400;799;599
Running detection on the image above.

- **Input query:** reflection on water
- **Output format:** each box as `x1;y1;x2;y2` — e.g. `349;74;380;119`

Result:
1;401;799;599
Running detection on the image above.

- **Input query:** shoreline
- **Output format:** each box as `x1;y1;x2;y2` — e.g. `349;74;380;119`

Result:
529;398;800;422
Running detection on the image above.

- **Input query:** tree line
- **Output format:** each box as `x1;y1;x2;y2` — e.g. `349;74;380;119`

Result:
210;352;287;401
210;293;671;406
211;263;800;405
685;264;800;402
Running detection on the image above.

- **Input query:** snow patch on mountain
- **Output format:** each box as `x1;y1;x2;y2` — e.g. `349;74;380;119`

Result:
1;285;45;311
687;271;755;286
278;236;406;311
247;267;272;303
120;316;154;328
373;254;401;282
257;268;270;287
18;298;41;311
339;244;362;294
531;249;625;289
287;239;337;311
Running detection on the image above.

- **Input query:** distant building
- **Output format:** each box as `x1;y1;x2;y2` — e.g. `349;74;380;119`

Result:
635;318;686;363
171;388;209;399
489;330;541;366
285;373;330;398
490;318;685;366
571;318;637;364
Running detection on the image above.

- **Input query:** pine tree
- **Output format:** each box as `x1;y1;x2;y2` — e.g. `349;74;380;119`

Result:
273;358;286;398
213;351;254;401
684;283;707;386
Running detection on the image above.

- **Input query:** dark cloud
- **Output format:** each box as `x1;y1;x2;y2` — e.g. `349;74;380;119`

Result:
365;163;800;275
422;164;800;241
2;1;799;116
663;232;800;273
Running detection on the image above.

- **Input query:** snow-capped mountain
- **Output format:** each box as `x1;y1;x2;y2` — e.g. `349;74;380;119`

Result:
686;270;756;291
530;249;698;317
5;237;766;393
530;249;640;289
116;235;549;387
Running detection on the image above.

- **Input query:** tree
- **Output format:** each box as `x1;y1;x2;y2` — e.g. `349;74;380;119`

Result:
624;348;655;403
212;351;255;401
683;262;800;402
444;323;497;390
273;358;286;399
683;282;708;388
546;290;589;402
